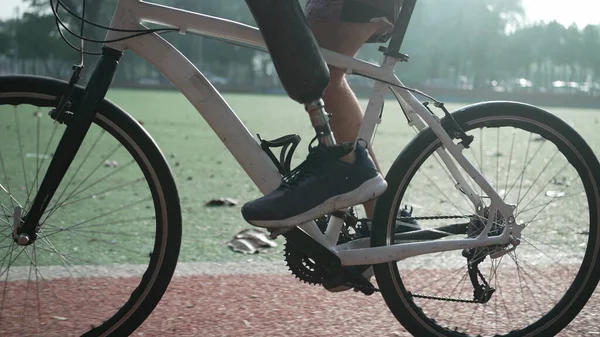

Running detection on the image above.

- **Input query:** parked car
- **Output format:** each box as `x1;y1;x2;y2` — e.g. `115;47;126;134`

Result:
551;81;580;94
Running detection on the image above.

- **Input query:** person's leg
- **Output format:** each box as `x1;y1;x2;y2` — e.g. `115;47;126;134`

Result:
309;20;383;217
241;0;392;229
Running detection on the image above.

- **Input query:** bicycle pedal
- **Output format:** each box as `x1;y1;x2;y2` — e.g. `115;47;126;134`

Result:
322;265;376;295
268;227;294;239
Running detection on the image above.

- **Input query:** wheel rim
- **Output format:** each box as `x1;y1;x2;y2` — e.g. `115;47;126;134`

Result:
0;91;168;336
384;114;598;336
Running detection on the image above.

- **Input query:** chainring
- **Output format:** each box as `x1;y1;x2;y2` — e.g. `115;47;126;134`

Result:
284;213;366;285
283;207;418;286
284;241;327;285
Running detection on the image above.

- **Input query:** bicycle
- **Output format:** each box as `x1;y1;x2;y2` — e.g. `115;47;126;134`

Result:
1;0;600;336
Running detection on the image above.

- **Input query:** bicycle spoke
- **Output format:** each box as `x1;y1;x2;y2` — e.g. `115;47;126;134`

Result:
0;244;26;280
16;245;85;324
35;230;86;281
417;168;471;217
432;271;471;320
22;244;44;333
42;215;155;237
511;257;562;303
43;196;151;231
23;108;43;209
0;83;177;337
40;226;154;259
46;177;145;212
35;108;40;193
431;151;475;210
504;133;539;199
510;250;544;318
479;128;484;197
30;243;106;266
519;237;578;273
20;247;35;324
519;190;584;232
502;128;517;202
44;130;108;216
415;262;469;295
42;157;134;223
0;239;16;322
382;111;597;336
0;215;10;227
517;188;581;217
492;278;514;328
14;107;30;197
24;121;61;210
495;128;500;191
0;184;21;209
515;150;561;209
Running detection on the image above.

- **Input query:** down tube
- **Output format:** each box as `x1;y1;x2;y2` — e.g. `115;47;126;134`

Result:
125;32;282;195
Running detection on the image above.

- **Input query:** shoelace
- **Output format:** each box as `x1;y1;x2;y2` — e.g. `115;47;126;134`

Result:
280;137;355;189
280;145;327;188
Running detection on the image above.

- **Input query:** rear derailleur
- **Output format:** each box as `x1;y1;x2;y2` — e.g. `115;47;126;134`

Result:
461;215;503;303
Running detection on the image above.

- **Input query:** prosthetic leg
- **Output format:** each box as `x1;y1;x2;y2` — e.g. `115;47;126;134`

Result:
245;0;336;146
242;0;387;234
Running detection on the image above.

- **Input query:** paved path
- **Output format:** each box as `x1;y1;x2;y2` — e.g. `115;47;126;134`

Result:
3;260;600;336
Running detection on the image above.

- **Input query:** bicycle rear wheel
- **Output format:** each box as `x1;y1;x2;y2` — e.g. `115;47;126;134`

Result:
0;75;181;336
372;101;600;336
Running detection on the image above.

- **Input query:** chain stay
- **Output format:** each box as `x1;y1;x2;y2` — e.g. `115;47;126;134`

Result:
287;213;488;299
349;214;491;301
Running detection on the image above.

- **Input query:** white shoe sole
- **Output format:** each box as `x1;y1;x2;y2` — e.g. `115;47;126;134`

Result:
249;175;388;229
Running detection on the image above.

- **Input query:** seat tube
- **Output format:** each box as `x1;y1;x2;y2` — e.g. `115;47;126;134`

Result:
20;46;124;235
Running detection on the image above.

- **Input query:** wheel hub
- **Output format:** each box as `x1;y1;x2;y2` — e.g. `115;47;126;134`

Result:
466;206;521;260
12;206;37;246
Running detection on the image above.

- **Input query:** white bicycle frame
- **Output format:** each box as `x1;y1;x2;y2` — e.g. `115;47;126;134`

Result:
104;0;519;266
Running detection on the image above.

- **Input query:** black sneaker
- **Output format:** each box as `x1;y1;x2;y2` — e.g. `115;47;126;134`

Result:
241;140;387;229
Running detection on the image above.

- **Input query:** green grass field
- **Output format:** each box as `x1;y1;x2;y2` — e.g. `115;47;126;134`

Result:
101;89;430;264
2;88;600;266
105;89;600;263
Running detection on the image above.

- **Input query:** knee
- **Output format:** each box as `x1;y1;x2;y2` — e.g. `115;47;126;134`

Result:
326;66;347;89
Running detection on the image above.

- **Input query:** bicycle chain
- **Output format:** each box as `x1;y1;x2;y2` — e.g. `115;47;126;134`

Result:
399;214;470;221
409;292;480;303
409;269;490;303
286;213;483;298
339;213;487;301
403;214;492;303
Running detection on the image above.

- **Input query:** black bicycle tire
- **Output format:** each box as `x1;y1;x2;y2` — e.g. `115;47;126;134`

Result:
0;75;182;337
371;101;600;337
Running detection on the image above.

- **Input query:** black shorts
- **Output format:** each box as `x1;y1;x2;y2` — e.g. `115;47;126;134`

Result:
305;0;403;43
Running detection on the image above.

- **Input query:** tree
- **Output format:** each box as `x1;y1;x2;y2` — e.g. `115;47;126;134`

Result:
0;20;16;57
2;0;597;91
21;0;118;80
14;12;73;59
581;25;600;82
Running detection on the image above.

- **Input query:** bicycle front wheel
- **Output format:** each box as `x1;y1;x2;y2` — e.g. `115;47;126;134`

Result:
0;75;182;336
372;101;600;336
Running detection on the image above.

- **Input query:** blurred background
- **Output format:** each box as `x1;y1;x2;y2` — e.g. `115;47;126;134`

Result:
1;0;599;108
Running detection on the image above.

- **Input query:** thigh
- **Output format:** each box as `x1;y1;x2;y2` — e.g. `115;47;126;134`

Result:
306;0;402;44
309;21;380;57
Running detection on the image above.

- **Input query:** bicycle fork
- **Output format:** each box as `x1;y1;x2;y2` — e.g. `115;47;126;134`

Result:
13;47;123;245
